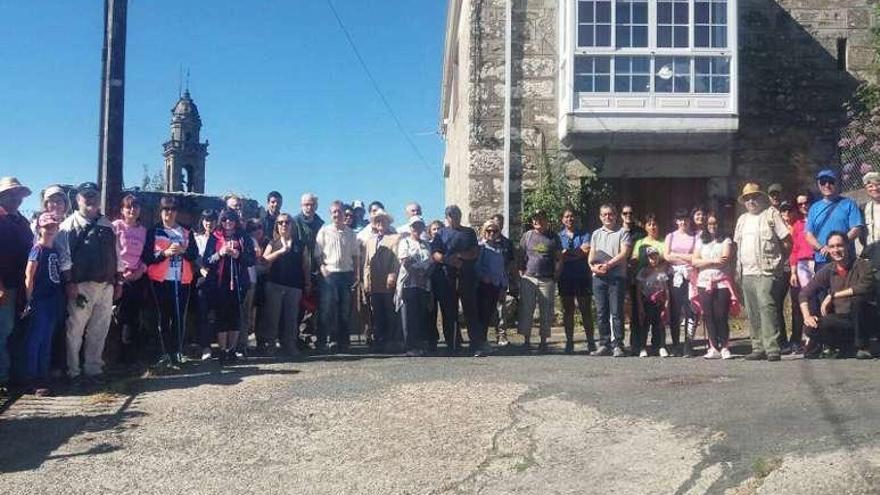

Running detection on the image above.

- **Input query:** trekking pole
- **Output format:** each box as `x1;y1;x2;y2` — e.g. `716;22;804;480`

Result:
453;270;461;353
148;281;168;362
172;271;183;360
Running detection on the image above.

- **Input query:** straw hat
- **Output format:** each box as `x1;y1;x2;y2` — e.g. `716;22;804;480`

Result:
0;177;32;197
738;182;766;203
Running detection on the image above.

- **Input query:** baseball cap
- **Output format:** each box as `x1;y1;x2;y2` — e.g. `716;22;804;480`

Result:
352;200;365;210
815;169;838;181
862;171;880;185
407;215;426;228
767;183;783;194
76;182;100;196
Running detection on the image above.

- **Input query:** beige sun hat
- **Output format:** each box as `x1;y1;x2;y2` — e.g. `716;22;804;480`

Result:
738;182;766;203
0;177;32;197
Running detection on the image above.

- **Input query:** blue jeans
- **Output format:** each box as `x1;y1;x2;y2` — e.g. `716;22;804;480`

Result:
25;296;61;380
0;288;17;384
593;276;626;349
318;271;354;348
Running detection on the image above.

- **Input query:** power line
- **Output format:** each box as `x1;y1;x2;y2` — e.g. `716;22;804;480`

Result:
325;0;435;173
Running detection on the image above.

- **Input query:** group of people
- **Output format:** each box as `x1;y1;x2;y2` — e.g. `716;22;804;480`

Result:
0;167;878;395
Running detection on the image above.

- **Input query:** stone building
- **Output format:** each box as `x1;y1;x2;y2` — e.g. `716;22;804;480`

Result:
164;90;209;194
440;0;875;231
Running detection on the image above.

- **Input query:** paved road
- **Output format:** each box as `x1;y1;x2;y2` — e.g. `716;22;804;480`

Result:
1;345;879;494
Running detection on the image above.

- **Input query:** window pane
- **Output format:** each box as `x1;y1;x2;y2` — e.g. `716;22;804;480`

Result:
715;57;730;74
578;25;595;46
658;3;672;23
658;26;672;47
616;3;630;23
596;25;611;45
578;1;594;22
617;26;631;47
713;76;730;93
656;77;672;93
575;56;592;73
596;76;611;92
633;26;648;47
673;2;689;23
616;56;632;72
575;75;594;92
674;75;690;92
695;75;711;93
695;27;709;47
596;57;611;72
633;3;648;23
712;26;727;47
695;2;710;23
674;26;688;47
633;75;650;92
596;1;611;22
694;57;710;74
633;56;650;73
615;77;631;92
713;2;727;23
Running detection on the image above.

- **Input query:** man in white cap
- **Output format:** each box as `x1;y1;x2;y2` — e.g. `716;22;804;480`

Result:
734;183;791;361
0;177;33;391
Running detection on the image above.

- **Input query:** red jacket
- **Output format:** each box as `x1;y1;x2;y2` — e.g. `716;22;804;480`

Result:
142;223;198;284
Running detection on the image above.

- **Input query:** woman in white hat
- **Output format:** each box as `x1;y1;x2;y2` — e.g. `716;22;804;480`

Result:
0;177;33;392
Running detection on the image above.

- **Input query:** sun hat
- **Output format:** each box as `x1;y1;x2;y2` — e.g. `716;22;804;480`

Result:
862;171;880;185
42;185;66;201
408;215;426;228
0;177;32;197
37;212;59;228
739;183;767;203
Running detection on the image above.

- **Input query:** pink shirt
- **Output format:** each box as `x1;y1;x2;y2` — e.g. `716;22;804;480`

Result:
789;219;813;265
113;219;146;272
665;231;696;266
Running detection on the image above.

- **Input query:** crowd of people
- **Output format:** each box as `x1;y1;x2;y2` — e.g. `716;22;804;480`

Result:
0;167;878;396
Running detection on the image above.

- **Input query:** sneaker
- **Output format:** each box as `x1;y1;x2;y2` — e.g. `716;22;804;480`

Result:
201;348;213;361
779;343;793;355
638;349;648;358
856;349;873;360
658;347;670;358
682;341;693;358
173;352;185;364
497;333;509;347
586;339;597;353
591;345;612;357
406;349;424;357
720;348;732;360
704;348;721;360
767;353;781;362
612;347;627;358
744;352;767;361
565;341;574;354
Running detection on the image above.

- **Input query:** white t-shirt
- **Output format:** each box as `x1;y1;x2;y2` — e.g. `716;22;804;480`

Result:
696;238;731;289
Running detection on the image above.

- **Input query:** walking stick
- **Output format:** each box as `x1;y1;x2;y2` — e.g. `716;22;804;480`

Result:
172;271;183;360
148;281;168;362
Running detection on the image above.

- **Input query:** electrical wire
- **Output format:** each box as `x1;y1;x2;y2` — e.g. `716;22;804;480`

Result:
325;0;435;173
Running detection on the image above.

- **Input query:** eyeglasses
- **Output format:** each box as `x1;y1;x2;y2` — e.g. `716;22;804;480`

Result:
818;178;836;186
797;202;808;207
621;211;633;216
277;220;290;225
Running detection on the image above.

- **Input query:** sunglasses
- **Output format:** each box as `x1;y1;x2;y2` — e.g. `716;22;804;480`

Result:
818;178;836;186
797;202;808;207
486;229;499;234
621;211;633;215
161;207;177;212
277;220;290;225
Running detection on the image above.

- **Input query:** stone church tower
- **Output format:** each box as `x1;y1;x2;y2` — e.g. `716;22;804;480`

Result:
163;90;209;193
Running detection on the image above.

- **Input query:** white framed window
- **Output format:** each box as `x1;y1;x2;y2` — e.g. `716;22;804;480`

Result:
578;0;612;47
614;56;651;92
567;0;737;115
575;56;612;92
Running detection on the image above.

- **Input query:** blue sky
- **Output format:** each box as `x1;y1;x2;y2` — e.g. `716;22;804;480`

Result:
0;0;447;221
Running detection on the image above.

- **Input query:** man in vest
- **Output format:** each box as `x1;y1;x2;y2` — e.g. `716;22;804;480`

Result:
56;182;123;385
734;183;791;361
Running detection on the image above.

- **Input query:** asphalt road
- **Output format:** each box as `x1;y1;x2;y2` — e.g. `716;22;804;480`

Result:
1;344;879;494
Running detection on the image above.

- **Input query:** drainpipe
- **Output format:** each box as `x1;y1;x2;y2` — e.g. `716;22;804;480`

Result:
502;0;512;236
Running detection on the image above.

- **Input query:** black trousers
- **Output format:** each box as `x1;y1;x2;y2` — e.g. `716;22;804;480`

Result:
150;281;191;357
434;266;485;350
639;296;665;351
789;284;804;346
808;298;871;351
669;281;693;347
477;282;501;334
698;287;731;350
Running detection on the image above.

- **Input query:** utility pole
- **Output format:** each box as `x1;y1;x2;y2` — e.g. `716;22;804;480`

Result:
97;0;127;216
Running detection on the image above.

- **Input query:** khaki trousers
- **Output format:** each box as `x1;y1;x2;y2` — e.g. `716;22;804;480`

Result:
66;281;114;377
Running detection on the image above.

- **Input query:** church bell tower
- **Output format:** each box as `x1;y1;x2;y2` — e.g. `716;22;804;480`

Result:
163;90;209;193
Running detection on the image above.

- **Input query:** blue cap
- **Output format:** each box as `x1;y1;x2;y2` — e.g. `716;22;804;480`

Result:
815;169;838;181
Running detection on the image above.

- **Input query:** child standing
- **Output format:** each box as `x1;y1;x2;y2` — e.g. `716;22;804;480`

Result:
23;213;63;395
635;246;671;357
